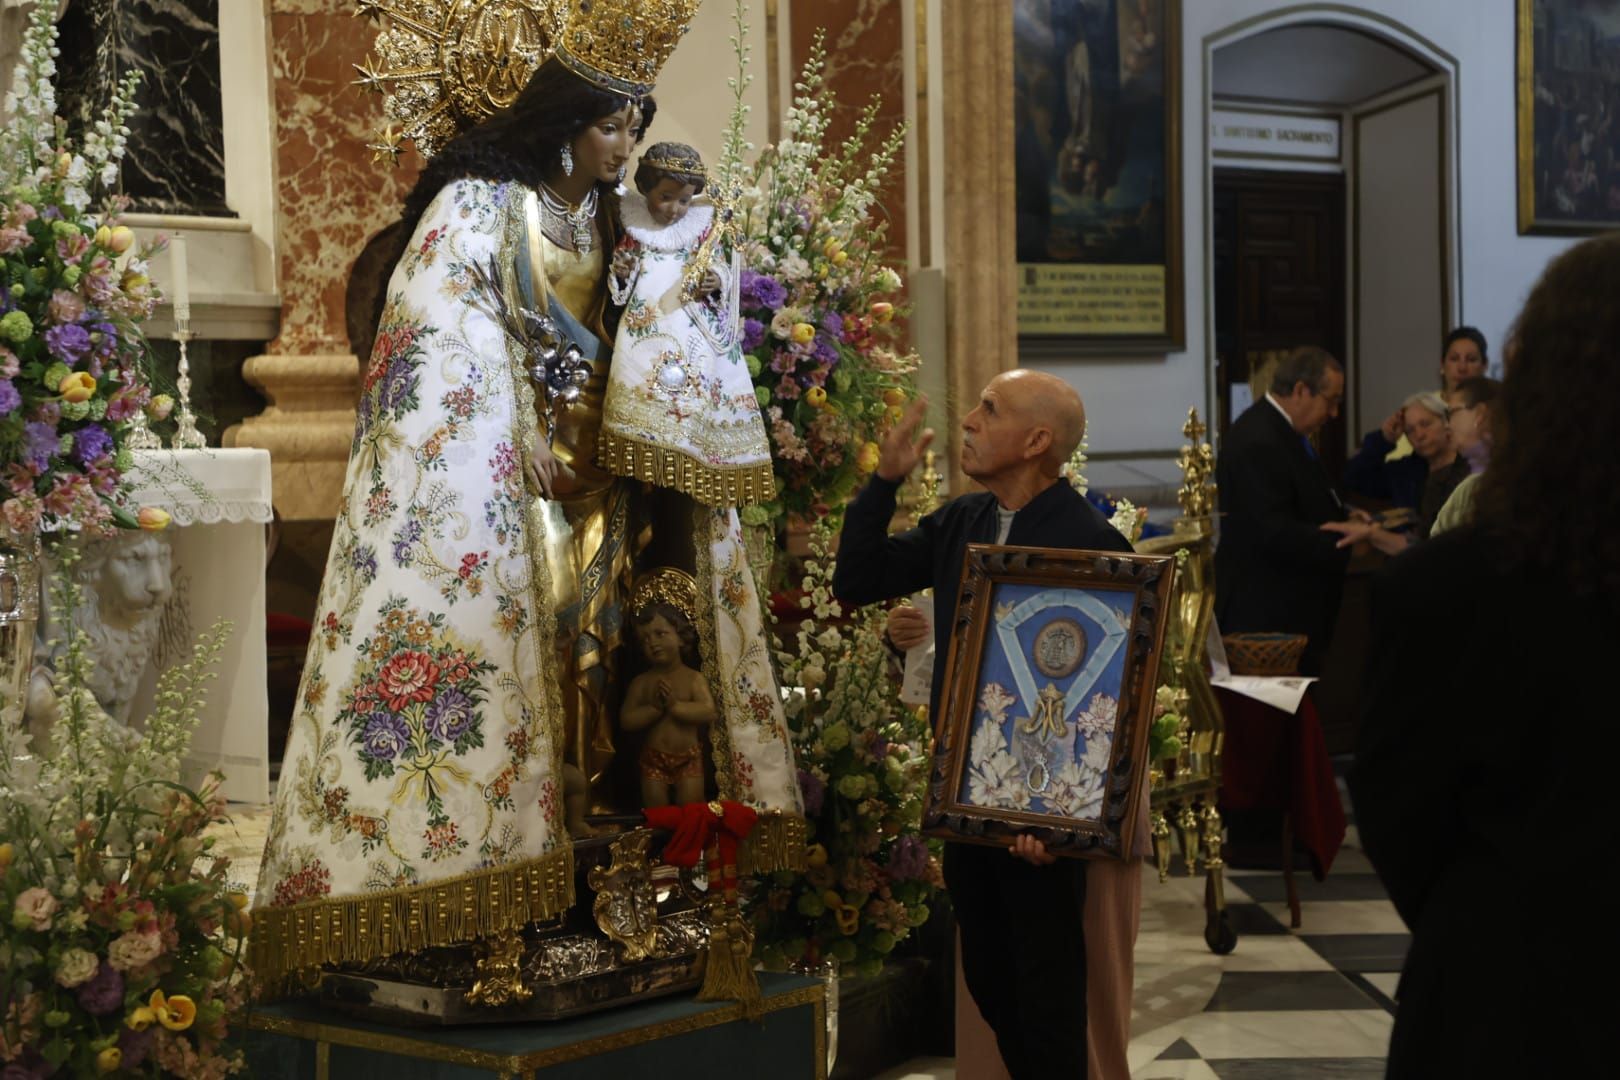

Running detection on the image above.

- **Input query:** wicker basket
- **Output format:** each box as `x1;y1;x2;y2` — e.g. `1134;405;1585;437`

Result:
1222;632;1307;676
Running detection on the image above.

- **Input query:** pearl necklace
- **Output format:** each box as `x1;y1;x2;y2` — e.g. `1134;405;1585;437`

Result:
539;182;598;254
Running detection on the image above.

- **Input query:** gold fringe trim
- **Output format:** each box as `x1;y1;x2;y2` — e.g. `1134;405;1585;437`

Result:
738;810;807;876
598;430;777;508
249;849;575;998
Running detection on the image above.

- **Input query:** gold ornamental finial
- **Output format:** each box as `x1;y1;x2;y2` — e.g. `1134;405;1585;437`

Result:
354;0;561;159
553;0;702;98
1176;406;1217;520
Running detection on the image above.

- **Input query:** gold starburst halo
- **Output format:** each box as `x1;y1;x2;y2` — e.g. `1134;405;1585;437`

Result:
629;567;698;623
553;0;703;98
354;0;562;159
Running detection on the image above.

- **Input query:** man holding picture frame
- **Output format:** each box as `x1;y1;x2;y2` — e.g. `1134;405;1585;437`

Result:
833;370;1137;1080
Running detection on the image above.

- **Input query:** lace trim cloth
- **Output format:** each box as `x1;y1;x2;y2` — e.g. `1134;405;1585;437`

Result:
124;449;274;525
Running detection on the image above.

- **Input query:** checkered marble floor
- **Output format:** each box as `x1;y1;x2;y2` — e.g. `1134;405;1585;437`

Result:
878;783;1406;1079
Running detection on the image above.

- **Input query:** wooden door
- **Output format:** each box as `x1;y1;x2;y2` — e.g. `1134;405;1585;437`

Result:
1213;169;1347;473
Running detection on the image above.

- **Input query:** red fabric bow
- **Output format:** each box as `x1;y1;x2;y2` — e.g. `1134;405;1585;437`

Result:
643;799;758;872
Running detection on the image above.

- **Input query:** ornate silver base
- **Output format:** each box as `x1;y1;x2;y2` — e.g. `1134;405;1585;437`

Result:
316;829;712;1026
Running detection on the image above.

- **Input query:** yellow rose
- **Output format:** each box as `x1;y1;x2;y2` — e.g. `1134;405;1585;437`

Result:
58;371;97;404
125;1006;155;1031
790;321;816;346
803;386;827;409
855;441;881;474
95;1048;122;1075
870;301;895;323
136;507;171;531
107;226;136;254
149;989;197;1032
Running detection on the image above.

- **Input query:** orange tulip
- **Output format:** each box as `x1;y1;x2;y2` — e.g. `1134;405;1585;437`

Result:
149;990;196;1032
870;301;895;323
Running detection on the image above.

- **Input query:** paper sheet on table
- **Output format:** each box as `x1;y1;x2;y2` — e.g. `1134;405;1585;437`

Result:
1207;621;1316;714
898;595;935;707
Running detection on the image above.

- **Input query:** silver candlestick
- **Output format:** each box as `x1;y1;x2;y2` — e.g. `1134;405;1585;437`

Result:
169;307;206;450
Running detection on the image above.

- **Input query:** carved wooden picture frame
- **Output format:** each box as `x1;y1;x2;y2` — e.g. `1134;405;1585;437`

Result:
922;545;1175;860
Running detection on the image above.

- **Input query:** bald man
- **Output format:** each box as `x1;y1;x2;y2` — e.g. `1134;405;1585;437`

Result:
834;370;1133;1079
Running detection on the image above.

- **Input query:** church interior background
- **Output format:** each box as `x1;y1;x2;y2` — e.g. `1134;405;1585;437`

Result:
0;0;1601;1076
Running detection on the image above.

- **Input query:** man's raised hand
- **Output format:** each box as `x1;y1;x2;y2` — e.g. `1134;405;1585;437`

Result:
877;397;935;482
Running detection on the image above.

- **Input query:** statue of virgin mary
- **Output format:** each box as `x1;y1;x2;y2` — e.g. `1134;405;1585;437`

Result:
251;0;802;991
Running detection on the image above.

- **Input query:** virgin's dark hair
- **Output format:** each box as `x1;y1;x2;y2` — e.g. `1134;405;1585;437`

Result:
367;57;657;334
1442;326;1489;363
1472;234;1620;604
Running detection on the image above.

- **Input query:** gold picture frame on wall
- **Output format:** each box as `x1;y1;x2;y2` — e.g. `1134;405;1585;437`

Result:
1015;0;1184;355
1516;0;1620;235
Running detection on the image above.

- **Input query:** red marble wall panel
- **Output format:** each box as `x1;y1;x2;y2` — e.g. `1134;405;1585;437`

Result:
268;2;423;356
789;0;909;265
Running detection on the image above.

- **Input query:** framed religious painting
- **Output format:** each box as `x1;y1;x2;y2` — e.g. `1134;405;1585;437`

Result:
1517;0;1620;234
922;545;1175;859
1015;0;1184;354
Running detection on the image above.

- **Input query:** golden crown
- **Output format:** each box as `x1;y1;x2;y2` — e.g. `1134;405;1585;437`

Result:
553;0;702;98
639;141;706;179
629;567;698;622
355;0;562;160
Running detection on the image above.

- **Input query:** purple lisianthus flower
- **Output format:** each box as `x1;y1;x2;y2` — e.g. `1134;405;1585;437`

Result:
71;423;113;465
116;1026;154;1069
21;421;58;473
44;322;92;365
740;317;766;351
87;319;118;356
798;768;825;816
425;687;475;742
0;379;19;417
75;960;124;1015
361;711;410;762
812;338;839;367
739;270;787;310
820;311;843;337
886;834;929;882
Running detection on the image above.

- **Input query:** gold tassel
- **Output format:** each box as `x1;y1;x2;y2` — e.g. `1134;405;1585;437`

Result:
739;810;808;875
597;430;777;508
248;849;574;998
697;928;763;1021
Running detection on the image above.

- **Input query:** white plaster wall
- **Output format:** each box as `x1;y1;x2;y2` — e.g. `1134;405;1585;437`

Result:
650;1;772;178
1355;90;1444;427
1026;0;1578;460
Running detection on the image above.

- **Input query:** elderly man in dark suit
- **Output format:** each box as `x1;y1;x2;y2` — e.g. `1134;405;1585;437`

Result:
1214;346;1351;675
833;370;1131;1079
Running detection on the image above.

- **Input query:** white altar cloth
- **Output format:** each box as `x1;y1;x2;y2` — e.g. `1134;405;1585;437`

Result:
126;448;272;802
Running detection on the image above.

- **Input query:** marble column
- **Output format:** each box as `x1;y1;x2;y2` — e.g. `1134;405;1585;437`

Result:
53;0;229;215
223;0;423;524
939;0;1016;493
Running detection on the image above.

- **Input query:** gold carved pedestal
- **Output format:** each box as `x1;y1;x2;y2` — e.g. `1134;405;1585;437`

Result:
1136;408;1235;955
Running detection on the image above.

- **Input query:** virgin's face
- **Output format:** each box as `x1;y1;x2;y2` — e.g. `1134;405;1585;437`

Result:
570;104;637;184
1440;339;1485;392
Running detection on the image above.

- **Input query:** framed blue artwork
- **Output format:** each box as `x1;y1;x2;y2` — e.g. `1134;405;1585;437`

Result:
923;545;1175;859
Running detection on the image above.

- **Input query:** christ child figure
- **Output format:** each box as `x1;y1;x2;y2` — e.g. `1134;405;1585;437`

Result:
619;602;717;808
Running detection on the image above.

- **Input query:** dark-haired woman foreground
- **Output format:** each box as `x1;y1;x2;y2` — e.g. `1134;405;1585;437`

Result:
1348;235;1613;1077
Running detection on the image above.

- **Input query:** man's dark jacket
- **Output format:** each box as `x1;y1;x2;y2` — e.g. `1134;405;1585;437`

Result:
832;472;1129;1080
1214;399;1349;673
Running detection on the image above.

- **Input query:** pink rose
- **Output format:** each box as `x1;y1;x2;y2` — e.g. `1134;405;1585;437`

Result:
47;289;86;324
12;886;58;930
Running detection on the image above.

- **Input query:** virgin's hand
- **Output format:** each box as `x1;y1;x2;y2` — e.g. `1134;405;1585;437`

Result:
525;440;574;499
886;604;932;651
1008;834;1056;866
700;270;722;296
877;397;934;482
